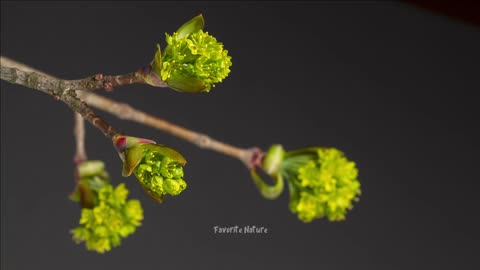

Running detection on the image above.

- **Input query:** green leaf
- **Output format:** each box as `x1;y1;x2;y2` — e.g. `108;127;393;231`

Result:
166;74;208;93
122;145;145;177
78;178;96;208
151;43;162;77
78;160;105;178
142;144;186;165
176;14;205;39
263;144;285;175
69;188;80;202
284;147;322;158
250;169;284;200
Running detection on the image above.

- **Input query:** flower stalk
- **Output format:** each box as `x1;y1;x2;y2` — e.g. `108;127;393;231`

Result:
74;113;88;164
68;97;144;254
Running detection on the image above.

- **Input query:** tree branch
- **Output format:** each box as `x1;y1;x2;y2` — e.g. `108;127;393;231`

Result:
78;91;260;167
74;112;87;164
61;70;149;92
1;64;118;139
0;56;263;168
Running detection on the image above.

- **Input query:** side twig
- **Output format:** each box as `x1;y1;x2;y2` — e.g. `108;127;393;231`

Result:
74;112;87;164
61;71;147;92
0;56;263;168
79;92;262;167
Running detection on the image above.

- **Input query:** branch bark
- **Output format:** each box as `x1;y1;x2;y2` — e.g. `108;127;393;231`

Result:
0;56;262;168
1;65;117;138
60;71;147;92
78;91;259;166
74;113;87;164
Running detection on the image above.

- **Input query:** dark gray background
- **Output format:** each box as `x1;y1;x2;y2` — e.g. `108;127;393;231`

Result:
1;2;479;269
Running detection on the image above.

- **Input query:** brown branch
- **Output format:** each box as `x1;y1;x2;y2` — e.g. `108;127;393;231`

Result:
64;71;147;92
1;65;117;139
0;56;262;168
78;91;259;166
74;112;87;164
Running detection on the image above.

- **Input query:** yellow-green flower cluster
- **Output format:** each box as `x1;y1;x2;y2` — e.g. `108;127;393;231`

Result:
287;148;361;222
160;29;232;92
142;15;232;92
134;149;187;202
253;145;361;222
71;183;143;254
113;135;187;203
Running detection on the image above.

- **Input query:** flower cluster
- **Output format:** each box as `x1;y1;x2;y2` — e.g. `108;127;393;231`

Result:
143;14;232;93
69;160;143;253
160;28;232;92
133;148;187;202
286;148;361;222
71;183;143;253
254;145;361;222
113;135;187;203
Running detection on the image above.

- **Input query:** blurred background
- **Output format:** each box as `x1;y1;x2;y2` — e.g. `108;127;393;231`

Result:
1;2;479;269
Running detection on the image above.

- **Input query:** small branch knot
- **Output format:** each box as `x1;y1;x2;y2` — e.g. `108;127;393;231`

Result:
26;72;39;89
8;68;18;83
94;74;103;81
195;135;211;148
248;147;265;169
103;82;113;92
